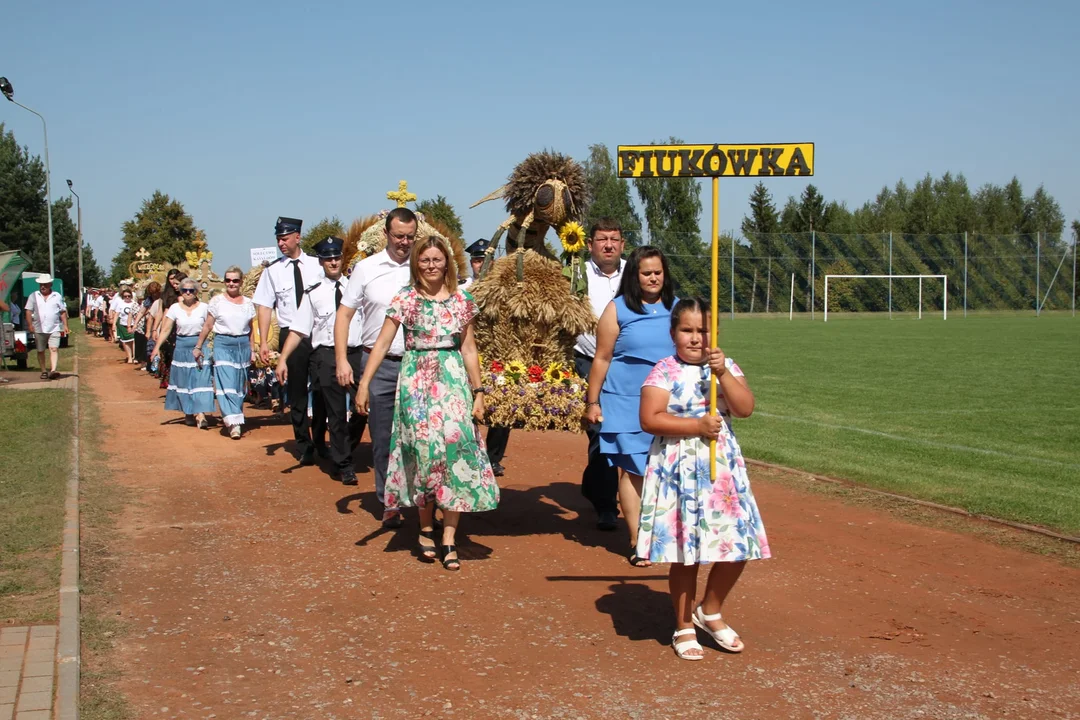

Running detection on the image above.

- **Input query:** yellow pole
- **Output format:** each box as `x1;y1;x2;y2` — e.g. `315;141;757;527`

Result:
709;177;719;480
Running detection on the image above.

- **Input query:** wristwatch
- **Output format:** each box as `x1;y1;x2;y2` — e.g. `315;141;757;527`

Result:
471;386;485;394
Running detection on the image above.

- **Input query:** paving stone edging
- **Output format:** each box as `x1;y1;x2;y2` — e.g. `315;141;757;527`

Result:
56;351;80;719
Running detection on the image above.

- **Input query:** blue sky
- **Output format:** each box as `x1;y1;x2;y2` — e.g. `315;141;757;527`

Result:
3;0;1077;274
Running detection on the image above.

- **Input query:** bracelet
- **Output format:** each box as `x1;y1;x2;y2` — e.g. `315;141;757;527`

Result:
587;401;601;408
471;386;485;394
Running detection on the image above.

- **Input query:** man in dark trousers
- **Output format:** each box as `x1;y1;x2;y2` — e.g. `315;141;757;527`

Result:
460;238;511;476
277;237;366;485
254;216;327;466
573;218;626;530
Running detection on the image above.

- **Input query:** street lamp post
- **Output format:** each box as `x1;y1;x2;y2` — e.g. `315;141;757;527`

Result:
0;76;55;278
67;179;83;312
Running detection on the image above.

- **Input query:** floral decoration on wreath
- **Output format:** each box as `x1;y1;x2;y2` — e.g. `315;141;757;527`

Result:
558;221;589;298
481;359;587;432
558;221;587;254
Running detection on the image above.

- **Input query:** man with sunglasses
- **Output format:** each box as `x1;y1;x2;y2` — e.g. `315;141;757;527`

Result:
277;237;366;486
253;216;327;466
334;207;416;527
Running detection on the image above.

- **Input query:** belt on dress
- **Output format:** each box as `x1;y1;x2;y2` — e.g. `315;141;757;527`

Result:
362;346;402;361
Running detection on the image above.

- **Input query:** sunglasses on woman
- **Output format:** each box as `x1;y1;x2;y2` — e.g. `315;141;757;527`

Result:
180;288;197;295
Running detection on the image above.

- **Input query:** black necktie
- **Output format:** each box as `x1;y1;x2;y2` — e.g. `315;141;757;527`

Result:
334;281;342;309
292;260;303;309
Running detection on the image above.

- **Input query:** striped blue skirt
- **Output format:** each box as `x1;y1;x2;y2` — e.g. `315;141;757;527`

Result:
165;335;216;415
212;334;250;426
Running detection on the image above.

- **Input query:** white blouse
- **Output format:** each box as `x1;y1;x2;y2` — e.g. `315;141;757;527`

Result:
208;294;256;336
166;301;209;337
115;300;138;325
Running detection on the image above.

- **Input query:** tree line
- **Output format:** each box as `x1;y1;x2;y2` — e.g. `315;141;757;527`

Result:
0;123;105;294
8;119;1072;313
581;140;1077;312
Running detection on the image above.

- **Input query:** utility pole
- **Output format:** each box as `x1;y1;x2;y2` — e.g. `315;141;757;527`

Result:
67;180;83;310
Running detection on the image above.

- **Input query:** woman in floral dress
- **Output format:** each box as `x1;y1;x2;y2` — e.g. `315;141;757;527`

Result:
637;298;770;660
355;235;498;571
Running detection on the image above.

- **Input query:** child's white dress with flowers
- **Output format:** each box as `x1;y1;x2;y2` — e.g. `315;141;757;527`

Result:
636;355;771;565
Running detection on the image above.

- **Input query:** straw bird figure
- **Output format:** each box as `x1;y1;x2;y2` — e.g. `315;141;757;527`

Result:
471;150;589;265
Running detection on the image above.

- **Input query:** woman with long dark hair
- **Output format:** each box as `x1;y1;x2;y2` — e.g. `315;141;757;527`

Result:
583;246;677;566
155;270;186;388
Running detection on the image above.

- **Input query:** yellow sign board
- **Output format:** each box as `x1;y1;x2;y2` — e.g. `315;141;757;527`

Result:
129;260;163;278
617;143;814;178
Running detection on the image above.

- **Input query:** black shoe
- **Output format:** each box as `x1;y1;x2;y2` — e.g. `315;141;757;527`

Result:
340;469;358;486
597;511;618;531
491;462;505;477
299;446;316;466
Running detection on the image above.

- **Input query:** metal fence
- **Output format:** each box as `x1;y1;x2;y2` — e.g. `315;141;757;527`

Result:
644;231;1079;317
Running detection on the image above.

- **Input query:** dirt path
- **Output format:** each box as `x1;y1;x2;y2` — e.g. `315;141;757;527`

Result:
82;339;1080;719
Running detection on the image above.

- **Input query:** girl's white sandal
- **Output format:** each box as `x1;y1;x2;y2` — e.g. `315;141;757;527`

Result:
671;628;704;660
693;606;744;653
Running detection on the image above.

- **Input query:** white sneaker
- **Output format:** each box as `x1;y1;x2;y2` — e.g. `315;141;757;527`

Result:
230;425;242;440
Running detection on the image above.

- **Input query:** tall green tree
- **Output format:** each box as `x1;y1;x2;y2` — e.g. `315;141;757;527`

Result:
0;123;104;294
1020;185;1065;238
582;143;643;245
633;137;704;295
740;182;780;237
300;216;346;254
782;184;829;232
111;191;201;282
415;195;464;237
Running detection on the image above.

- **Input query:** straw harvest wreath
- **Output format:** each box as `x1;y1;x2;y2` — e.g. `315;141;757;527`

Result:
468;150;597;432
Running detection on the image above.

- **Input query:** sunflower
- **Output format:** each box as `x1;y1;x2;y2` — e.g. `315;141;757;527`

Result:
544;362;565;383
558;221;587;254
505;360;527;381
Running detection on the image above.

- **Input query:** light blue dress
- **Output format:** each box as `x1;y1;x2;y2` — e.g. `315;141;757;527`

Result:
598;295;675;476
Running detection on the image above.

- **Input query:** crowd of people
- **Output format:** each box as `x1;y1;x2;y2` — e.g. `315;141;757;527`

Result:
87;212;771;659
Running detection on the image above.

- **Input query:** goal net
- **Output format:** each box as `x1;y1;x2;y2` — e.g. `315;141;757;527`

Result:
824;275;948;321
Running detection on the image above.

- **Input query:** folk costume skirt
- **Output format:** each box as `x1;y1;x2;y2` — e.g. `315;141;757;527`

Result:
212;334;250;426
165;335;215;416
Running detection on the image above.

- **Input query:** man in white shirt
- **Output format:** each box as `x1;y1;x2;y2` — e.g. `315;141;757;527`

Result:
573;218;627;531
253;216;327;466
335;207;416;526
25;274;69;380
277;237;366;487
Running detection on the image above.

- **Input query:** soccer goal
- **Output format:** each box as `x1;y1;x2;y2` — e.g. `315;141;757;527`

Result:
823;275;948;321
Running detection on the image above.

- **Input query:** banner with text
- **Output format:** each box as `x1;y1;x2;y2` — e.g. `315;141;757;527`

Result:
617;143;814;178
250;247;279;266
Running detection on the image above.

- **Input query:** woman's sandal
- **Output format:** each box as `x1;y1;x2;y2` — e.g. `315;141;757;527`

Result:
440;545;461;571
671;628;704;661
416;529;438;562
628;550;651;568
692;605;744;653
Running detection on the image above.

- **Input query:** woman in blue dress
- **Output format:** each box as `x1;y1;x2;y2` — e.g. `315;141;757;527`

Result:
584;246;676;566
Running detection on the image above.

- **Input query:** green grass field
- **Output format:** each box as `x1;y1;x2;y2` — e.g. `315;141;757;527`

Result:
720;312;1080;534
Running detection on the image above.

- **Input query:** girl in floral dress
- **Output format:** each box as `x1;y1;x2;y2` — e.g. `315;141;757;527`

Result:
637;298;770;660
355;236;498;572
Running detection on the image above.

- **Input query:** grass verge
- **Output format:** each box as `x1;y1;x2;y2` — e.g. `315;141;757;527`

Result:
78;340;133;719
725;313;1080;534
0;386;73;623
752;463;1080;568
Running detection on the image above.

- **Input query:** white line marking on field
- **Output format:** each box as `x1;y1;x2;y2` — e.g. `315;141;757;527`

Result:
755;411;1080;470
873;407;1080;416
